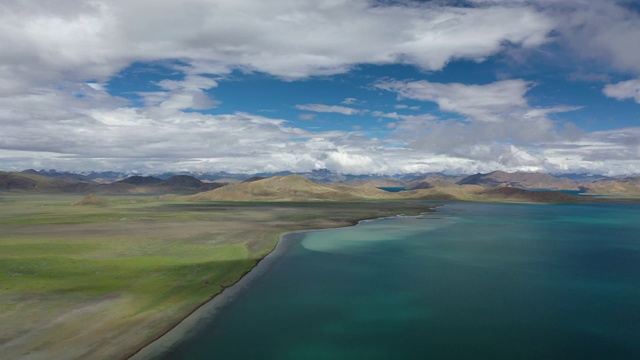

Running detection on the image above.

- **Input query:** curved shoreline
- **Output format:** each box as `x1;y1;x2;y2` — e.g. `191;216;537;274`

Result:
128;220;378;360
127;208;437;360
126;213;432;360
128;230;302;360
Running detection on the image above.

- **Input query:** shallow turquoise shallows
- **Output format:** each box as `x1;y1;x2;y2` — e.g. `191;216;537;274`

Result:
160;203;640;359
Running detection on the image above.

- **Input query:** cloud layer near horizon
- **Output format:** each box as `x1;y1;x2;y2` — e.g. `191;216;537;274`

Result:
1;0;639;176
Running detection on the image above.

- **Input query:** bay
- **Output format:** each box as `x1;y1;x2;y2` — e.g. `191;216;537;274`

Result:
159;202;640;359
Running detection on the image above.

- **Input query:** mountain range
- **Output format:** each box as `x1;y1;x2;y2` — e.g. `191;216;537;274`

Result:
0;172;225;195
2;169;639;199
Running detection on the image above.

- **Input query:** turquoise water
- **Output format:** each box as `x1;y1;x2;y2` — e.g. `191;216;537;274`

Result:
160;203;640;359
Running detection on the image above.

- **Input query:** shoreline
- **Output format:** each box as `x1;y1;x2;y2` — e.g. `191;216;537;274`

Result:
127;215;403;360
127;230;302;360
126;208;436;360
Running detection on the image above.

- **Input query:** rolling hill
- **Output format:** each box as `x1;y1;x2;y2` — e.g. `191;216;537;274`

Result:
0;172;94;193
4;169;638;201
582;177;640;196
117;176;163;186
404;174;463;189
96;175;226;194
1;172;226;195
186;175;584;203
187;175;397;201
457;171;580;190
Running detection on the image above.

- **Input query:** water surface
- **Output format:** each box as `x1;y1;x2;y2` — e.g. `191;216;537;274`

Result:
161;202;640;359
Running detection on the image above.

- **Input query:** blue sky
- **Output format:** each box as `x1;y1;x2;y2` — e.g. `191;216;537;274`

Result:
1;0;640;175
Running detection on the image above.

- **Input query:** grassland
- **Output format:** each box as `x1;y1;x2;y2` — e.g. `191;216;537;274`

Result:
0;194;432;360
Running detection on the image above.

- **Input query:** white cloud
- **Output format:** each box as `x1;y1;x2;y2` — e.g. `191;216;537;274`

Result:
142;75;221;111
540;127;640;176
295;104;362;115
0;0;555;94
603;79;640;103
0;0;639;176
543;1;640;75
467;1;640;76
86;82;107;91
157;75;218;91
375;79;581;148
376;79;532;122
1;75;610;176
372;111;400;119
373;79;598;172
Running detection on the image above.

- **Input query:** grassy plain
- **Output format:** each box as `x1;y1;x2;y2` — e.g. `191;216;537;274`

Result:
0;194;432;360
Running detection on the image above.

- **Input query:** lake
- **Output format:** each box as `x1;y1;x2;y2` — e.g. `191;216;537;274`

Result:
158;202;640;359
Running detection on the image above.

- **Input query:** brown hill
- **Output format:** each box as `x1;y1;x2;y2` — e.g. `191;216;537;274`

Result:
117;176;163;186
409;181;433;190
457;171;580;190
94;175;225;195
185;176;592;204
394;185;584;203
582;177;640;196
398;185;485;201
404;174;462;189
340;179;404;187
0;172;93;193
0;172;225;195
476;187;585;203
187;175;396;201
242;176;268;183
159;175;202;187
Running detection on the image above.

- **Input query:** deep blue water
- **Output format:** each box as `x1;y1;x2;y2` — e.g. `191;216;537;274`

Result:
160;202;640;359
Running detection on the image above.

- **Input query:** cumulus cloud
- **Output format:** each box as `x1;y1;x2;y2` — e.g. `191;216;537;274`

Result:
372;111;401;119
138;75;221;111
373;79;592;170
0;0;555;94
542;0;640;75
394;104;419;110
603;79;640;103
468;1;640;76
295;104;363;115
376;79;533;122
375;79;581;148
0;0;639;175
539;126;640;176
0;0;559;174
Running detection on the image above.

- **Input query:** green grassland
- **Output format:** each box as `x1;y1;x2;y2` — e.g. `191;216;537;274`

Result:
0;194;432;360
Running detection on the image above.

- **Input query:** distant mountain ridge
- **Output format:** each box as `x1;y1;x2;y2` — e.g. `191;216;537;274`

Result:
3;169;640;197
404;174;463;189
457;171;580;190
582;177;640;196
0;172;225;194
187;175;397;201
0;172;94;193
117;176;163;185
97;175;225;194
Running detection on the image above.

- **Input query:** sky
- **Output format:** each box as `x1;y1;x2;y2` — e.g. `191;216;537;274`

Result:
1;0;640;176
